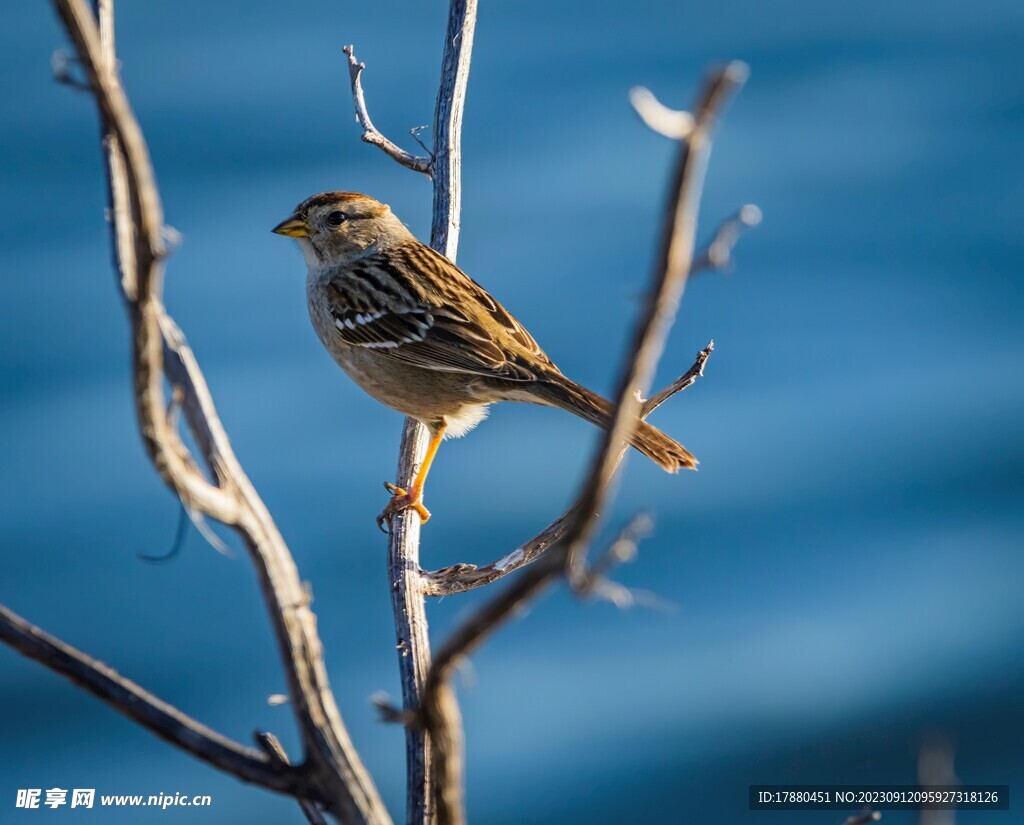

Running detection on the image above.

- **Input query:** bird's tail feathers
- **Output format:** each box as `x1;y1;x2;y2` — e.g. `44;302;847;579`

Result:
533;377;697;473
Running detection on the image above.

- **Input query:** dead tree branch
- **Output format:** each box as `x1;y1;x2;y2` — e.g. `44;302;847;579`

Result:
343;2;478;822
0;2;391;822
417;62;750;825
342;45;432;176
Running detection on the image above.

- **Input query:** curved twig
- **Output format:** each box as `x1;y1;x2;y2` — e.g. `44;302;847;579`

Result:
343;45;432;176
629;85;696;139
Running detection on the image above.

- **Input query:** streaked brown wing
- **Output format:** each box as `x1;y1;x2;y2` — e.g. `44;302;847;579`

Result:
405;243;556;370
324;255;548;382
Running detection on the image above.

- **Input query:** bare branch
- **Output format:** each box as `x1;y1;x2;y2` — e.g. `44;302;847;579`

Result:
0;606;308;798
363;2;479;823
385;419;435;825
342;45;432;176
13;3;393;823
919;735;957;825
420;341;714;596
55;0;234;523
419;63;749;825
641;340;715;415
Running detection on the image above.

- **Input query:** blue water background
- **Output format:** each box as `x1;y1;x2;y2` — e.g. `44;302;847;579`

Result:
2;1;1022;822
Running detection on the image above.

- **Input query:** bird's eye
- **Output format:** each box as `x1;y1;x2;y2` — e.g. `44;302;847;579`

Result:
325;210;347;227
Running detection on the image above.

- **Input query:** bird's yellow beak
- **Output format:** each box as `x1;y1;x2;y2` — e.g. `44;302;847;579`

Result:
271;215;309;238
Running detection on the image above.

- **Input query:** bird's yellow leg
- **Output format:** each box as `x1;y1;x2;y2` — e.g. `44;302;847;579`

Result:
376;422;446;532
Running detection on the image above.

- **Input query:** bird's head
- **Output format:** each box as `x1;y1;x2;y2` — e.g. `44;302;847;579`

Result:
272;191;406;268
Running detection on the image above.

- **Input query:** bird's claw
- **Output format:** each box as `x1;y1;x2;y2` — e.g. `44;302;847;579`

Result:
376;482;431;533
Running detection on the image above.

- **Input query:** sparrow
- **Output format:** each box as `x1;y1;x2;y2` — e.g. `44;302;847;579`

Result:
273;191;696;529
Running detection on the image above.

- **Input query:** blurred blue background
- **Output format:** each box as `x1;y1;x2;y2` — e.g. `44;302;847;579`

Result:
2;0;1022;822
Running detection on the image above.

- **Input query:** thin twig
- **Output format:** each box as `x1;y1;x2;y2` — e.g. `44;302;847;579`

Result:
342;45;432;176
419;63;749;825
136;504;189;563
420;341;715;596
51;49;90;90
692;204;762;272
641;340;715;414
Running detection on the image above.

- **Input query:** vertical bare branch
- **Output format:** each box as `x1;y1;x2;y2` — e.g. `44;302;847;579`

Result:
369;3;479;823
